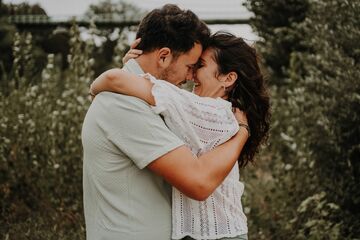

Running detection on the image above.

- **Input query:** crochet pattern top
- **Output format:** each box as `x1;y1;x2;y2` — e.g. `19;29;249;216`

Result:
145;74;248;239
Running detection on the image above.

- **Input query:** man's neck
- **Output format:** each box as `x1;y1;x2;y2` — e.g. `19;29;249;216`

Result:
135;54;160;79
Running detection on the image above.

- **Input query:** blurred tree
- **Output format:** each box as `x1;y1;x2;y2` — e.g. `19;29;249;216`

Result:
245;0;309;85
0;0;4;16
0;2;49;84
244;0;360;239
287;1;360;238
84;0;146;75
0;19;16;79
2;2;47;15
85;0;144;22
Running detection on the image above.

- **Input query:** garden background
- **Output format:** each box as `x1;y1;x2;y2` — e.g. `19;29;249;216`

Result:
0;0;359;239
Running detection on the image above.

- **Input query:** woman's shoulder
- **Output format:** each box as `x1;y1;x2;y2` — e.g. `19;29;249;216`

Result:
216;97;232;108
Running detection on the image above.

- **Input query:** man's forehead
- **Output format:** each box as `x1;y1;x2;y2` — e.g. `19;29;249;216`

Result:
181;43;203;63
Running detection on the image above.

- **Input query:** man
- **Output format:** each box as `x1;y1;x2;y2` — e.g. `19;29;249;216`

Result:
82;4;248;240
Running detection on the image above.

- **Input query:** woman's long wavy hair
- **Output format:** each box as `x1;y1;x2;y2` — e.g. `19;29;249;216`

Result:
208;32;271;167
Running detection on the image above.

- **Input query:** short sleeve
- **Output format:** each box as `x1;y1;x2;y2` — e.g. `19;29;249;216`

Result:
100;92;184;169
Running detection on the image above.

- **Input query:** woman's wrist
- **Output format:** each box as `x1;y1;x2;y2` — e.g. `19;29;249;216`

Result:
238;123;250;138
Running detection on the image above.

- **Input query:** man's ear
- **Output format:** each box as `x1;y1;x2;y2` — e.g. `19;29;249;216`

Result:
157;47;173;69
224;71;238;88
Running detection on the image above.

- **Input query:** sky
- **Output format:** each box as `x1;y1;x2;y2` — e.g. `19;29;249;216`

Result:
4;0;258;41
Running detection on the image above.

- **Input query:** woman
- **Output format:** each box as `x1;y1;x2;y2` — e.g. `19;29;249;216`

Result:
90;32;270;240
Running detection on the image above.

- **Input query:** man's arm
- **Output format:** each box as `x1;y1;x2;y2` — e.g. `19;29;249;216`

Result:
148;128;248;201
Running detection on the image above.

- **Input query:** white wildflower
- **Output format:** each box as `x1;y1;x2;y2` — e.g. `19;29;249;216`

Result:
280;132;293;142
309;161;315;168
284;164;293;171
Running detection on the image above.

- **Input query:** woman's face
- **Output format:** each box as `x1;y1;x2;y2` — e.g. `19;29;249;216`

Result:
193;49;225;98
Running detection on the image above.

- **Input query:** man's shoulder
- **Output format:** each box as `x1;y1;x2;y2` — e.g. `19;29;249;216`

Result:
94;91;150;110
84;92;156;129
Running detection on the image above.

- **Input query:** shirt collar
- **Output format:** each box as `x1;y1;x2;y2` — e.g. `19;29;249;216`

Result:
123;59;145;75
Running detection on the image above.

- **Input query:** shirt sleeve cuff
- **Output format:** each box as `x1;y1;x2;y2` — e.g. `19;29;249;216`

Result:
136;141;185;169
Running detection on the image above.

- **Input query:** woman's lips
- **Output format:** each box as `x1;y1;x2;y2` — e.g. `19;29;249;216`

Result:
193;79;201;87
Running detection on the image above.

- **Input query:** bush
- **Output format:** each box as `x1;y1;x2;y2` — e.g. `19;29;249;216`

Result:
0;25;93;239
243;0;360;239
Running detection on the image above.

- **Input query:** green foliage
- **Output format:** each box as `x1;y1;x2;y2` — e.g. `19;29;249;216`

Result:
0;19;16;76
0;1;138;238
244;0;360;239
0;2;49;87
1;0;138;87
0;24;94;239
244;0;309;84
85;0;145;21
83;0;145;75
2;2;47;15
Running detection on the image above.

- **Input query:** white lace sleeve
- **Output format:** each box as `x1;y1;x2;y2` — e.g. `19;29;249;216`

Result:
142;73;239;156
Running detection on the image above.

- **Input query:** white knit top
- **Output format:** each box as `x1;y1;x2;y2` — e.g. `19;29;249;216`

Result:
144;74;248;240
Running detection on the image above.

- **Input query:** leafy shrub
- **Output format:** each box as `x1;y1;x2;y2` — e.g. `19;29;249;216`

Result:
243;0;360;239
0;25;94;239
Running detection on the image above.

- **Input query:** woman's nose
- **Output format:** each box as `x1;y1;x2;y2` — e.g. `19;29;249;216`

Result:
186;69;195;81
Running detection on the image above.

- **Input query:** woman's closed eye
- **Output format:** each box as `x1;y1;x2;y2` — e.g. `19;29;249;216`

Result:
195;59;205;69
195;62;204;70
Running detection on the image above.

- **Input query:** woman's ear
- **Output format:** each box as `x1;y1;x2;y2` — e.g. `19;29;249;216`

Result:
157;47;173;69
224;71;238;88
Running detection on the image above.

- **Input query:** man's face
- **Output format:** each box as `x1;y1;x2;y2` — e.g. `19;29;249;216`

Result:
159;43;202;86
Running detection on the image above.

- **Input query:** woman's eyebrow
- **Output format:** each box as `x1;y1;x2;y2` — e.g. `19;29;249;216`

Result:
196;58;204;64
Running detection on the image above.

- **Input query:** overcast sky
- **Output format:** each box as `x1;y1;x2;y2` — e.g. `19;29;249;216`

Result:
4;0;258;41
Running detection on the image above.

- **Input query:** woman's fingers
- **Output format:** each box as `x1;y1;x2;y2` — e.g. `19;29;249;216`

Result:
122;39;143;64
122;52;142;64
130;38;141;49
129;49;143;55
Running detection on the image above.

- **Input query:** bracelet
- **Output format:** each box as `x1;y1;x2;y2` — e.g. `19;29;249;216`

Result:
238;123;251;137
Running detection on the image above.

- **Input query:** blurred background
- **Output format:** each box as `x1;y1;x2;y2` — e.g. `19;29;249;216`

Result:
0;0;359;239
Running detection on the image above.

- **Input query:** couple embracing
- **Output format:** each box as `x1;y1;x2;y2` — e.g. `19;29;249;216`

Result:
82;4;270;240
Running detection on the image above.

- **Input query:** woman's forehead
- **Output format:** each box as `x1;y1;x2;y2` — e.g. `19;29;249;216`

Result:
201;49;217;63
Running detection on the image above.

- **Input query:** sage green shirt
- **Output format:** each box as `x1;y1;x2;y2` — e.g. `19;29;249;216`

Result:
82;59;184;240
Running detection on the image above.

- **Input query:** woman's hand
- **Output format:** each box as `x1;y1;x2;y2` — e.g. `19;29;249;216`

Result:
234;108;248;125
122;38;143;64
234;108;250;138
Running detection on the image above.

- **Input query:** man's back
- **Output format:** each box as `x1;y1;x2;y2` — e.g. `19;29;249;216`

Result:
82;90;183;240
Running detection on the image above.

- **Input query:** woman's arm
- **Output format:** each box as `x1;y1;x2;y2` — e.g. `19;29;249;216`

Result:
90;68;156;105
